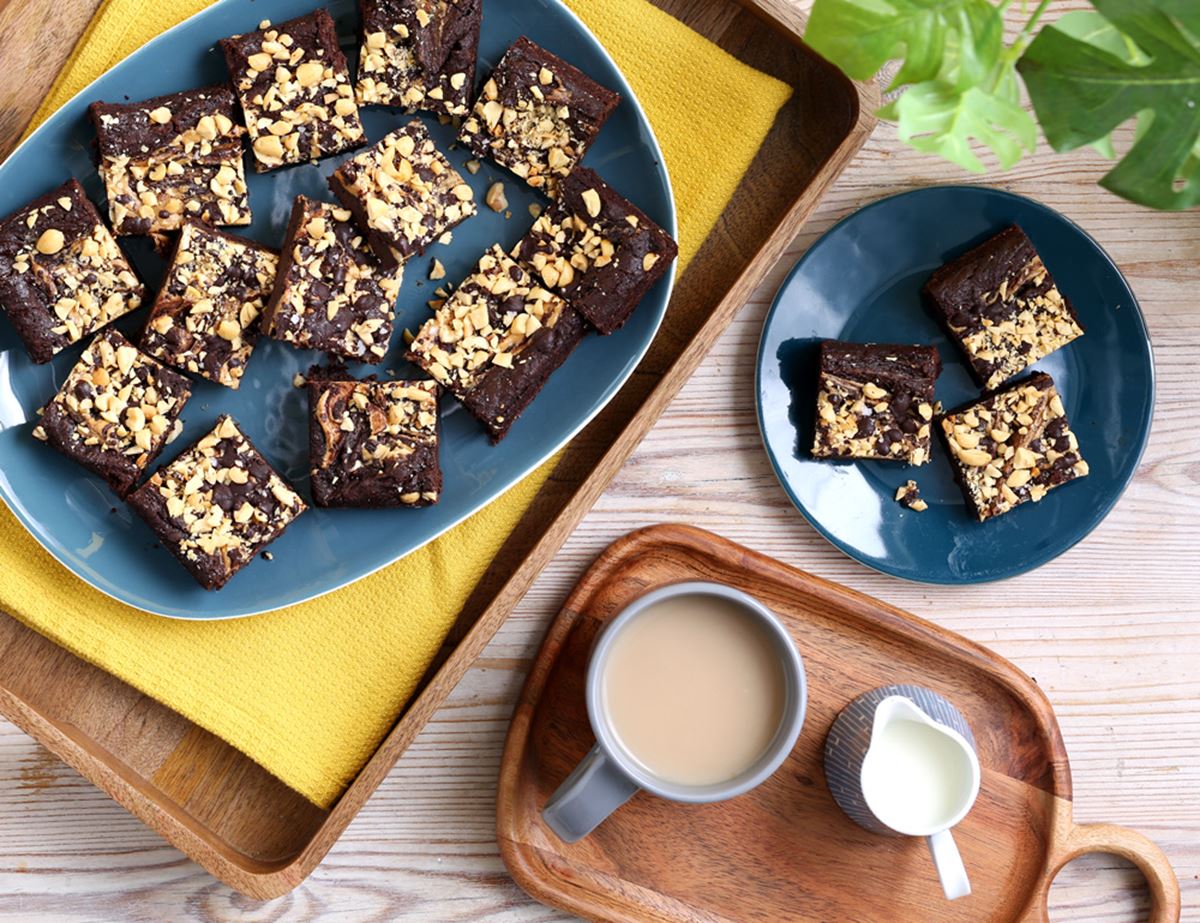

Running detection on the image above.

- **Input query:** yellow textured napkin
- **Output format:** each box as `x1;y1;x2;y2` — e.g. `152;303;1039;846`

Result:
7;0;791;808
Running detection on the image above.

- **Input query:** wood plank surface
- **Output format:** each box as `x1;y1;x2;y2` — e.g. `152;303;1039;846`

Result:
0;0;1196;920
0;0;102;153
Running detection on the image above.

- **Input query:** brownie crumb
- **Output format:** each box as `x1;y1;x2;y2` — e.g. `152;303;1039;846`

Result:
895;480;928;512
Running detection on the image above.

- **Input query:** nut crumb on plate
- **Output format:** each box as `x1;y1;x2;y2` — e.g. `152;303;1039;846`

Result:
895;480;928;512
485;182;507;213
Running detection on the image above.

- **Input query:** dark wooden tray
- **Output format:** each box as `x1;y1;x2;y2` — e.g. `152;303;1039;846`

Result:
497;525;1181;923
0;0;876;899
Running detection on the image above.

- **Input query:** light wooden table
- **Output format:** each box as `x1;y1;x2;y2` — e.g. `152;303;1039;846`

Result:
0;1;1196;920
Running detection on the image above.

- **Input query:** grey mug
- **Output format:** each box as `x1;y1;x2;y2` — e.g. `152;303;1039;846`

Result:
542;581;807;842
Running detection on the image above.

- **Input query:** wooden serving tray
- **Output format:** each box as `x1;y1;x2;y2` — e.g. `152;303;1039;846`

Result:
0;0;875;900
497;525;1182;923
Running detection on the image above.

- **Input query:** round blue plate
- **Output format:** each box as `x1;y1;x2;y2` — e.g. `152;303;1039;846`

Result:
0;0;675;618
755;186;1154;584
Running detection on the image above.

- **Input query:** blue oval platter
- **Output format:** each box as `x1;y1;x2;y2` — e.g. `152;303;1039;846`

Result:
0;0;676;618
756;186;1153;584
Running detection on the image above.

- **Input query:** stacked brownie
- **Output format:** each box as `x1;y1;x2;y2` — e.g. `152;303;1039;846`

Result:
89;86;249;247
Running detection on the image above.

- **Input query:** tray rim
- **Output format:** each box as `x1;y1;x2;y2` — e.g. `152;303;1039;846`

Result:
0;0;882;900
0;0;679;621
494;524;1179;923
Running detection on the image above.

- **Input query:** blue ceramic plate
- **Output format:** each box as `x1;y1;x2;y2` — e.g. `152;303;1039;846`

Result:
756;186;1153;584
0;0;676;618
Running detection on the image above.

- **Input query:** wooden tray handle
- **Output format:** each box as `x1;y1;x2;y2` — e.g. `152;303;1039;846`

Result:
1020;823;1181;923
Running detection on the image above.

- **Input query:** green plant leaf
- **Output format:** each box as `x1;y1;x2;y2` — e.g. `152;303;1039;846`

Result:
806;0;1033;172
882;79;1038;173
1055;11;1150;61
1018;0;1200;210
805;0;1003;90
1050;11;1149;159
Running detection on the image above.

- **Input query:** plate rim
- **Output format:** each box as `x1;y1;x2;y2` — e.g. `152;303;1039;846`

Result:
0;0;678;619
754;184;1156;585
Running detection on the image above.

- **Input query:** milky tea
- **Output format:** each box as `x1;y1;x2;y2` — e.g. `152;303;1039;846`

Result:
600;593;787;787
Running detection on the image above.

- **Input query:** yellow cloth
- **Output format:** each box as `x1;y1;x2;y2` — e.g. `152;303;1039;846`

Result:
7;0;791;808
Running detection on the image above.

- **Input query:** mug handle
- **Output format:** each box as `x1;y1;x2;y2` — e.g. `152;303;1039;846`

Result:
542;744;640;843
927;829;971;900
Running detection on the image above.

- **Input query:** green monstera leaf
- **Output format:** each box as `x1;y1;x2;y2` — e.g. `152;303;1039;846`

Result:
805;0;1200;208
805;0;1003;90
1018;1;1200;210
881;67;1037;173
806;0;1036;173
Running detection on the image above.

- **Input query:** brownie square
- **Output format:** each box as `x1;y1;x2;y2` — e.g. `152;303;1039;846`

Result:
261;197;404;363
459;36;620;197
811;341;942;466
220;10;365;172
308;377;441;507
356;0;481;118
32;329;192;497
88;85;249;243
127;415;306;590
940;372;1089;522
407;244;585;441
513;166;678;334
328;120;476;267
0;179;144;364
140;220;278;389
924;225;1084;391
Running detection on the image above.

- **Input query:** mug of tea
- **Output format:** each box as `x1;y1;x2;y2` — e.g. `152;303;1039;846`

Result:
824;685;981;900
542;582;807;843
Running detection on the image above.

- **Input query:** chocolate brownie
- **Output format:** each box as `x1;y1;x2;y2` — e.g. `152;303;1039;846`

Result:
925;225;1084;391
811;341;942;466
127;415;306;590
263;196;404;363
459;36;620;197
32;329;191;496
0;179;144;363
220;10;365;172
88;85;249;244
140;220;278;389
940;372;1089;521
355;0;481;118
513;166;677;334
407;244;585;441
308;377;441;507
328;119;476;267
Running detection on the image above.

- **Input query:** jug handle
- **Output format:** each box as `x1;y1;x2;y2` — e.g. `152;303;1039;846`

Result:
926;829;971;900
